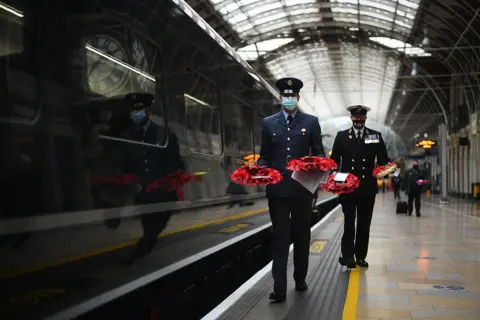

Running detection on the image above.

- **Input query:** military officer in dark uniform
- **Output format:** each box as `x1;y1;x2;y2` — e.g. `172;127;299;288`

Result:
257;77;325;302
330;105;389;269
119;93;185;264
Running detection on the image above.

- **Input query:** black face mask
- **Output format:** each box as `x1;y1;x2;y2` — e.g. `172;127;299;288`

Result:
413;165;419;169
353;120;365;130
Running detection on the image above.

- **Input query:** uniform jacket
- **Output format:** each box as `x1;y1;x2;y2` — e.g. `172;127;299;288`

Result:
401;167;425;195
257;111;325;199
119;121;185;202
330;127;389;196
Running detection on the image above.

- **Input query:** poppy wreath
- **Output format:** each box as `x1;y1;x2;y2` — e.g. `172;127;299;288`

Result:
321;173;360;195
416;179;429;186
286;156;338;172
91;173;140;186
146;172;202;193
372;161;397;178
230;165;283;185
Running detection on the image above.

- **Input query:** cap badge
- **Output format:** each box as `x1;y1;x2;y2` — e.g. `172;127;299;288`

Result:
357;105;362;111
287;80;292;86
301;128;306;132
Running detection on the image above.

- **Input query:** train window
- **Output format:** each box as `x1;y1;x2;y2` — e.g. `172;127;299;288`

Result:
84;34;167;147
225;98;253;153
184;67;221;155
254;113;264;153
0;1;39;124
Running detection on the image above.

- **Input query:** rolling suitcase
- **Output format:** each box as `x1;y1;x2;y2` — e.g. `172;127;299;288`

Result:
396;200;408;214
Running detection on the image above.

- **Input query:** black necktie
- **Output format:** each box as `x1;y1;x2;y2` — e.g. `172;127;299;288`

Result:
357;131;362;143
287;115;293;125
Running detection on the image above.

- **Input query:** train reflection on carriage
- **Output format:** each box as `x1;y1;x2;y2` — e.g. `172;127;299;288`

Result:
0;0;289;317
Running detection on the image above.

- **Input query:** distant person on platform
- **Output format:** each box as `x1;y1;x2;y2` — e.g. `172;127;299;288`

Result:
330;105;390;269
392;174;401;199
401;160;424;217
257;77;325;303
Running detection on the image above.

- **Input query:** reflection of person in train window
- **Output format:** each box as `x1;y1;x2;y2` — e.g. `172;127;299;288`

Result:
119;93;185;264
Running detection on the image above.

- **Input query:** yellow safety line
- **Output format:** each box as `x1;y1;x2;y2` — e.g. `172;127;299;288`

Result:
342;268;360;320
0;207;268;280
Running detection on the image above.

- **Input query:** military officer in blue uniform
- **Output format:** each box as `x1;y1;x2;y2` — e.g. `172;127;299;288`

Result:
257;77;325;302
330;105;390;269
119;93;185;264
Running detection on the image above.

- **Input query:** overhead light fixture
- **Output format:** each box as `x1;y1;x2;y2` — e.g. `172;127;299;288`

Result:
411;62;417;76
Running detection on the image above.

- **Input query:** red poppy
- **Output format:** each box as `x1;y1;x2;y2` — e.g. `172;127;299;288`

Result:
91;174;140;186
287;156;338;172
231;165;283;185
146;172;202;193
321;173;360;195
372;161;397;178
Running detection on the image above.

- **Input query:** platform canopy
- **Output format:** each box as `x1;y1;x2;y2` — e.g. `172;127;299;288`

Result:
207;0;429;122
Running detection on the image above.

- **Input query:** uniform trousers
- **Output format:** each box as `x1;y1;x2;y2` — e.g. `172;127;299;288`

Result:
340;194;376;260
130;190;174;261
407;192;421;214
268;196;312;294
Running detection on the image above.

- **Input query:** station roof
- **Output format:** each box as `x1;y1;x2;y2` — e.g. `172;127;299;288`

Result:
189;0;480;144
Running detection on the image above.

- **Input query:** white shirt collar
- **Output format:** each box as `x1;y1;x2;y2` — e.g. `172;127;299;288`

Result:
353;127;364;136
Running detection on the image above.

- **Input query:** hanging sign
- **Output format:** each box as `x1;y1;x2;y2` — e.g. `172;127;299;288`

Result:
416;139;436;149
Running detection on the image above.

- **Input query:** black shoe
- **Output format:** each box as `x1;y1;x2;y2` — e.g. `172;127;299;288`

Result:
269;292;286;303
416;212;421;217
356;259;369;268
295;283;308;292
339;256;356;269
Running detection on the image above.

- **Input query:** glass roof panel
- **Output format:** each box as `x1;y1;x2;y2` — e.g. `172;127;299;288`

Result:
264;41;401;122
208;0;422;122
211;0;421;42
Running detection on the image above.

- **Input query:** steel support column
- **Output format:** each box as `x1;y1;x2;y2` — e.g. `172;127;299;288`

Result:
439;123;449;203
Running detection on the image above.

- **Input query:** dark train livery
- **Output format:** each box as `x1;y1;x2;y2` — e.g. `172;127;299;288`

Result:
0;0;331;319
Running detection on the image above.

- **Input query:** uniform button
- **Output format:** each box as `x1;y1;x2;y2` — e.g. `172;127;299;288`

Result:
273;133;276;136
352;159;355;162
363;159;365;162
287;147;290;151
363;167;365;169
144;160;148;164
145;168;149;172
287;137;290;140
287;128;291;131
362;175;365;178
352;167;354;170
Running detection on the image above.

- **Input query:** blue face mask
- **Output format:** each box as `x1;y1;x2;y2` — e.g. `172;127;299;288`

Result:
281;97;298;110
131;110;146;122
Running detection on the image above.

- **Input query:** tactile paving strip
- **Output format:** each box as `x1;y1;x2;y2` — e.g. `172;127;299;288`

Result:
286;224;348;319
219;222;348;320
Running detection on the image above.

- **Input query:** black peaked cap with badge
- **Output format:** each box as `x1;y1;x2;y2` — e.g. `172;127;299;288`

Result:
347;105;371;116
275;77;303;94
125;92;155;110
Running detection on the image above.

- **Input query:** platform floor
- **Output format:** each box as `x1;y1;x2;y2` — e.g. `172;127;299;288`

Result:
357;195;480;320
206;193;480;320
